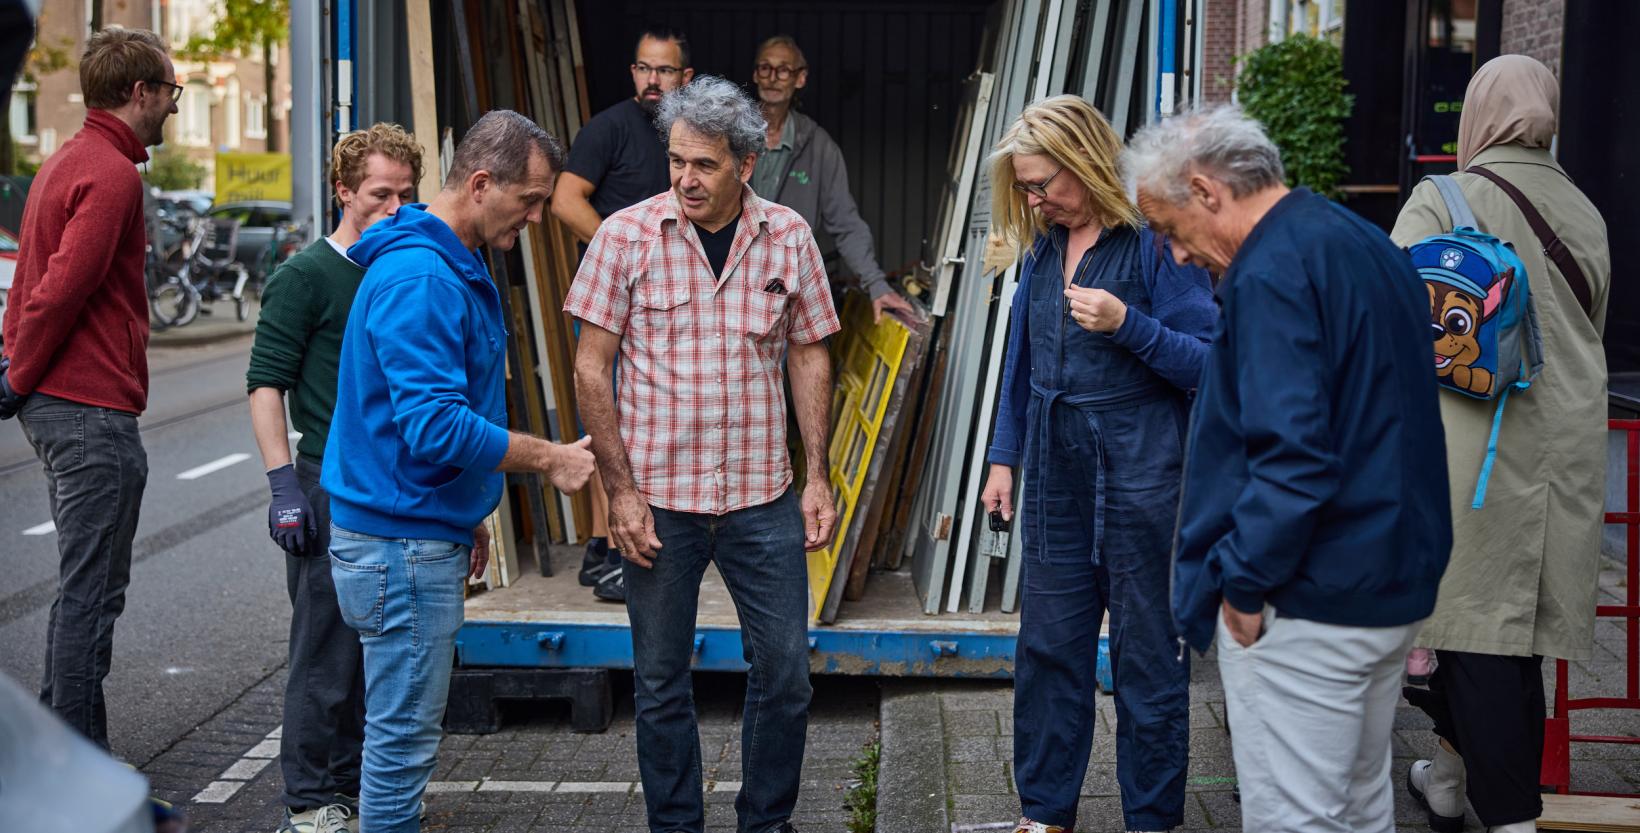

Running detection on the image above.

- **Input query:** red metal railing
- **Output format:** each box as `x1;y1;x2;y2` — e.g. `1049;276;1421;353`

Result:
1540;419;1640;796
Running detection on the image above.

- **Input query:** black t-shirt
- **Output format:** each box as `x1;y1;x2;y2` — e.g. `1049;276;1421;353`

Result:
563;98;671;218
694;213;740;278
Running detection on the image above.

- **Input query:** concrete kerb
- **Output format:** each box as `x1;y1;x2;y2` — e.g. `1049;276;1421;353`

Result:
877;680;951;833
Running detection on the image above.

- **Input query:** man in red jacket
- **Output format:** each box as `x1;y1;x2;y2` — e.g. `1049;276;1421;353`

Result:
0;26;177;750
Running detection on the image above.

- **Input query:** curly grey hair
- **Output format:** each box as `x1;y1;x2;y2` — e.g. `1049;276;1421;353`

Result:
655;75;767;161
1120;105;1285;205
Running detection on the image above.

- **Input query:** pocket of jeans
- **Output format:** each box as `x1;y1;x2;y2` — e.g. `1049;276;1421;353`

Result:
21;408;85;469
330;555;388;638
409;539;466;563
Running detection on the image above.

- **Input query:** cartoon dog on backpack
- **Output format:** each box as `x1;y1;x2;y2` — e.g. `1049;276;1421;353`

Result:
1426;246;1514;395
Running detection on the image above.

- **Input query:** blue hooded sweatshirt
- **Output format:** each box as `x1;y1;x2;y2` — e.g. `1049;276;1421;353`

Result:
321;205;510;546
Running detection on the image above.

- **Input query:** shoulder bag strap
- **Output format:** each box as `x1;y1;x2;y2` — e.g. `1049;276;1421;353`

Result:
1466;165;1594;317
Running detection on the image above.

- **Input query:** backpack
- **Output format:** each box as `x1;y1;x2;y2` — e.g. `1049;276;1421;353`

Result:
1407;174;1544;509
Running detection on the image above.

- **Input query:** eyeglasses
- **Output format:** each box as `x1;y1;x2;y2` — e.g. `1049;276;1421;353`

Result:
149;79;184;103
1011;165;1064;198
753;62;805;81
632;63;684;79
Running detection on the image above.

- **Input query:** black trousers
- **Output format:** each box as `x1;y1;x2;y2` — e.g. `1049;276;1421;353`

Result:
1413;650;1545;827
280;456;366;810
21;395;148;750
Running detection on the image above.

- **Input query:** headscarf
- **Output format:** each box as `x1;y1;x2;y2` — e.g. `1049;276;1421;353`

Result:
1456;54;1559;169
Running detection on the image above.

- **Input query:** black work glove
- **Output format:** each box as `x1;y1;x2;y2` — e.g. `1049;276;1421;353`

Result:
0;357;27;420
266;464;318;556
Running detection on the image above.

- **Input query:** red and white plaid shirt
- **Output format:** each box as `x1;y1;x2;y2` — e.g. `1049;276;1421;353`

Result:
564;187;841;515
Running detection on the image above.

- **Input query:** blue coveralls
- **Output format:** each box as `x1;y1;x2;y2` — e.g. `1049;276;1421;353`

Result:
989;224;1215;831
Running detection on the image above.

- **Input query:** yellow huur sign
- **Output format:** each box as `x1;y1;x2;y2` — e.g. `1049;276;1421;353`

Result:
215;153;292;202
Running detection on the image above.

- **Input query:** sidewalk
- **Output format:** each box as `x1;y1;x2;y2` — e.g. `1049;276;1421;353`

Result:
149;299;260;348
876;551;1640;833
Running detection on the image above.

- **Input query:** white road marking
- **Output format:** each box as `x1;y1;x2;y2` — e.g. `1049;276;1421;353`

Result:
176;453;251;480
479;779;559;792
712;780;742;793
424;781;481;793
219;758;271;780
288;431;301;439
242;737;280;758
22;521;55;536
192;780;244;804
554;781;633;793
265;725;282;738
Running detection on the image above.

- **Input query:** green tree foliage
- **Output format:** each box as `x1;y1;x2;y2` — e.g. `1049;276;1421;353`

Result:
143;146;208;191
1236;34;1353;197
177;0;290;151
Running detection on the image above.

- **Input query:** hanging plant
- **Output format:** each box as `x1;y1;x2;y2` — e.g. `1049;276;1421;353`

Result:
1236;33;1353;198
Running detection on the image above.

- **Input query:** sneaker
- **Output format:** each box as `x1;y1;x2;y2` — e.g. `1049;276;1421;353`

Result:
1014;819;1070;833
593;567;626;602
278;804;353;833
578;537;614;586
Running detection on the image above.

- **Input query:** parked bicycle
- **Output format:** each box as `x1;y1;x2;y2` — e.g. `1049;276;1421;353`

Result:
145;211;200;330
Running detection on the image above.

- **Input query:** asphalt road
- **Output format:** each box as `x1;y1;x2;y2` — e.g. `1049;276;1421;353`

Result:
0;335;293;768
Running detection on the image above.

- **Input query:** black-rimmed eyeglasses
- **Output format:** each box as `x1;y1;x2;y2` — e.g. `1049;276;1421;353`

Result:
1011;165;1064;198
632;63;684;79
149;79;184;103
753;62;804;81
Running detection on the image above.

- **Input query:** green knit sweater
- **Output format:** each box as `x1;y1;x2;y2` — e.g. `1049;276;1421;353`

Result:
246;239;365;462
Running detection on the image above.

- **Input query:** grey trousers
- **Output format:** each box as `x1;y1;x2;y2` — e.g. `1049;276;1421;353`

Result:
1218;607;1421;833
280;456;365;810
20;394;148;750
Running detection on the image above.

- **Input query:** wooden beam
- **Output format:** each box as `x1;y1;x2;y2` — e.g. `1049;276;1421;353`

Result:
1540;794;1640;832
404;0;442;198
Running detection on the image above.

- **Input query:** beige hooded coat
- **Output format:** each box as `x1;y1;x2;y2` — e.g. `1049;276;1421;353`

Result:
1389;55;1611;661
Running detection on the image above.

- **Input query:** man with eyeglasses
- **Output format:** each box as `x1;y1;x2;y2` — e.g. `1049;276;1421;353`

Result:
0;26;178;749
751;35;917;324
552;25;693;604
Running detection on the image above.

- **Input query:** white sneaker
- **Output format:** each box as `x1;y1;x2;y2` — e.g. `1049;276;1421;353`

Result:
1487;823;1536;832
278;804;354;833
1407;742;1466;833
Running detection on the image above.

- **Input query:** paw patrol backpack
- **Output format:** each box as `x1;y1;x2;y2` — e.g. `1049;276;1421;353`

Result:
1408;174;1543;509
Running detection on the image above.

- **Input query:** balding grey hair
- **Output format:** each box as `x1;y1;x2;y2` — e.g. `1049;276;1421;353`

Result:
655;75;767;161
1121;105;1285;205
444;110;565;190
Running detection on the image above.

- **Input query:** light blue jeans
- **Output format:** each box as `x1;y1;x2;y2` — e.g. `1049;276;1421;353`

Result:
329;525;469;833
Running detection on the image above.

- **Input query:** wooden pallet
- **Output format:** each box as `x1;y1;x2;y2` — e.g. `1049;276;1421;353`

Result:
1540;794;1640;832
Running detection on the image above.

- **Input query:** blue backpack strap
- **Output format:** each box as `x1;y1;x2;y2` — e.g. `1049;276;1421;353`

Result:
1471;379;1530;509
1425;174;1479;231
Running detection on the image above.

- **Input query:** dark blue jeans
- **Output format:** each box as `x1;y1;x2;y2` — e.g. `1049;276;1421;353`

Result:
19;394;147;750
625;489;812;833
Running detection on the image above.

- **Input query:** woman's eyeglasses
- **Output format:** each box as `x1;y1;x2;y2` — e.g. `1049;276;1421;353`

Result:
1012;165;1064;198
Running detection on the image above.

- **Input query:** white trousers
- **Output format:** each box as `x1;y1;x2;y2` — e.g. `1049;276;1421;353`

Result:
1218;607;1421;833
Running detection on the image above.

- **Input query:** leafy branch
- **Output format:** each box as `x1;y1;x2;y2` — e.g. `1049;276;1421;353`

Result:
1237;33;1353;198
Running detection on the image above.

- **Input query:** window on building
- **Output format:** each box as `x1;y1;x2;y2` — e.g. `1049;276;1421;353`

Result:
246;94;267;140
8;83;37;144
179;82;212;147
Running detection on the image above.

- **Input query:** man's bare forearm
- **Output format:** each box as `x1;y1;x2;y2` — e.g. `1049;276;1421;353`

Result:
248;387;294;471
550;191;604;244
497;432;568;473
787;341;833;484
574;351;638;496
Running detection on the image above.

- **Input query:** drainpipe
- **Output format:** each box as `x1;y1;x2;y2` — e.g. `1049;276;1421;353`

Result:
336;0;354;134
1157;0;1179;117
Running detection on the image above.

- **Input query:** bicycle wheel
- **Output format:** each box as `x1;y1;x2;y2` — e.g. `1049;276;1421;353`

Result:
151;276;200;329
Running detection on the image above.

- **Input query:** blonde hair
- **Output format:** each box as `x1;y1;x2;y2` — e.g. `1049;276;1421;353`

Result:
988;95;1140;256
330;122;425;203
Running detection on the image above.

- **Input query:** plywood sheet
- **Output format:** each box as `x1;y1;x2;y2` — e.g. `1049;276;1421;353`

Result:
1540;794;1640;832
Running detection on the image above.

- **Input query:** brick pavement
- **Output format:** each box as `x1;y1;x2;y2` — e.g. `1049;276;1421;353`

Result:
882;551;1640;832
145;672;879;832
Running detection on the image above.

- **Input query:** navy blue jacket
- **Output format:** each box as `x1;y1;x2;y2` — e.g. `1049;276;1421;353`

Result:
1172;189;1452;651
322;206;511;546
987;225;1215;467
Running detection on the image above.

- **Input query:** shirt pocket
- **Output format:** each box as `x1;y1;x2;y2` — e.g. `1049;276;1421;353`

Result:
631;275;691;345
742;272;791;339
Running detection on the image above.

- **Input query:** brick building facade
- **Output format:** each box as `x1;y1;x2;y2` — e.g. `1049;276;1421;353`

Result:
12;0;291;191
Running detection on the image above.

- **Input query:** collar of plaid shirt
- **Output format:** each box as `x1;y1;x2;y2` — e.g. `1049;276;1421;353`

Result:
648;184;770;287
